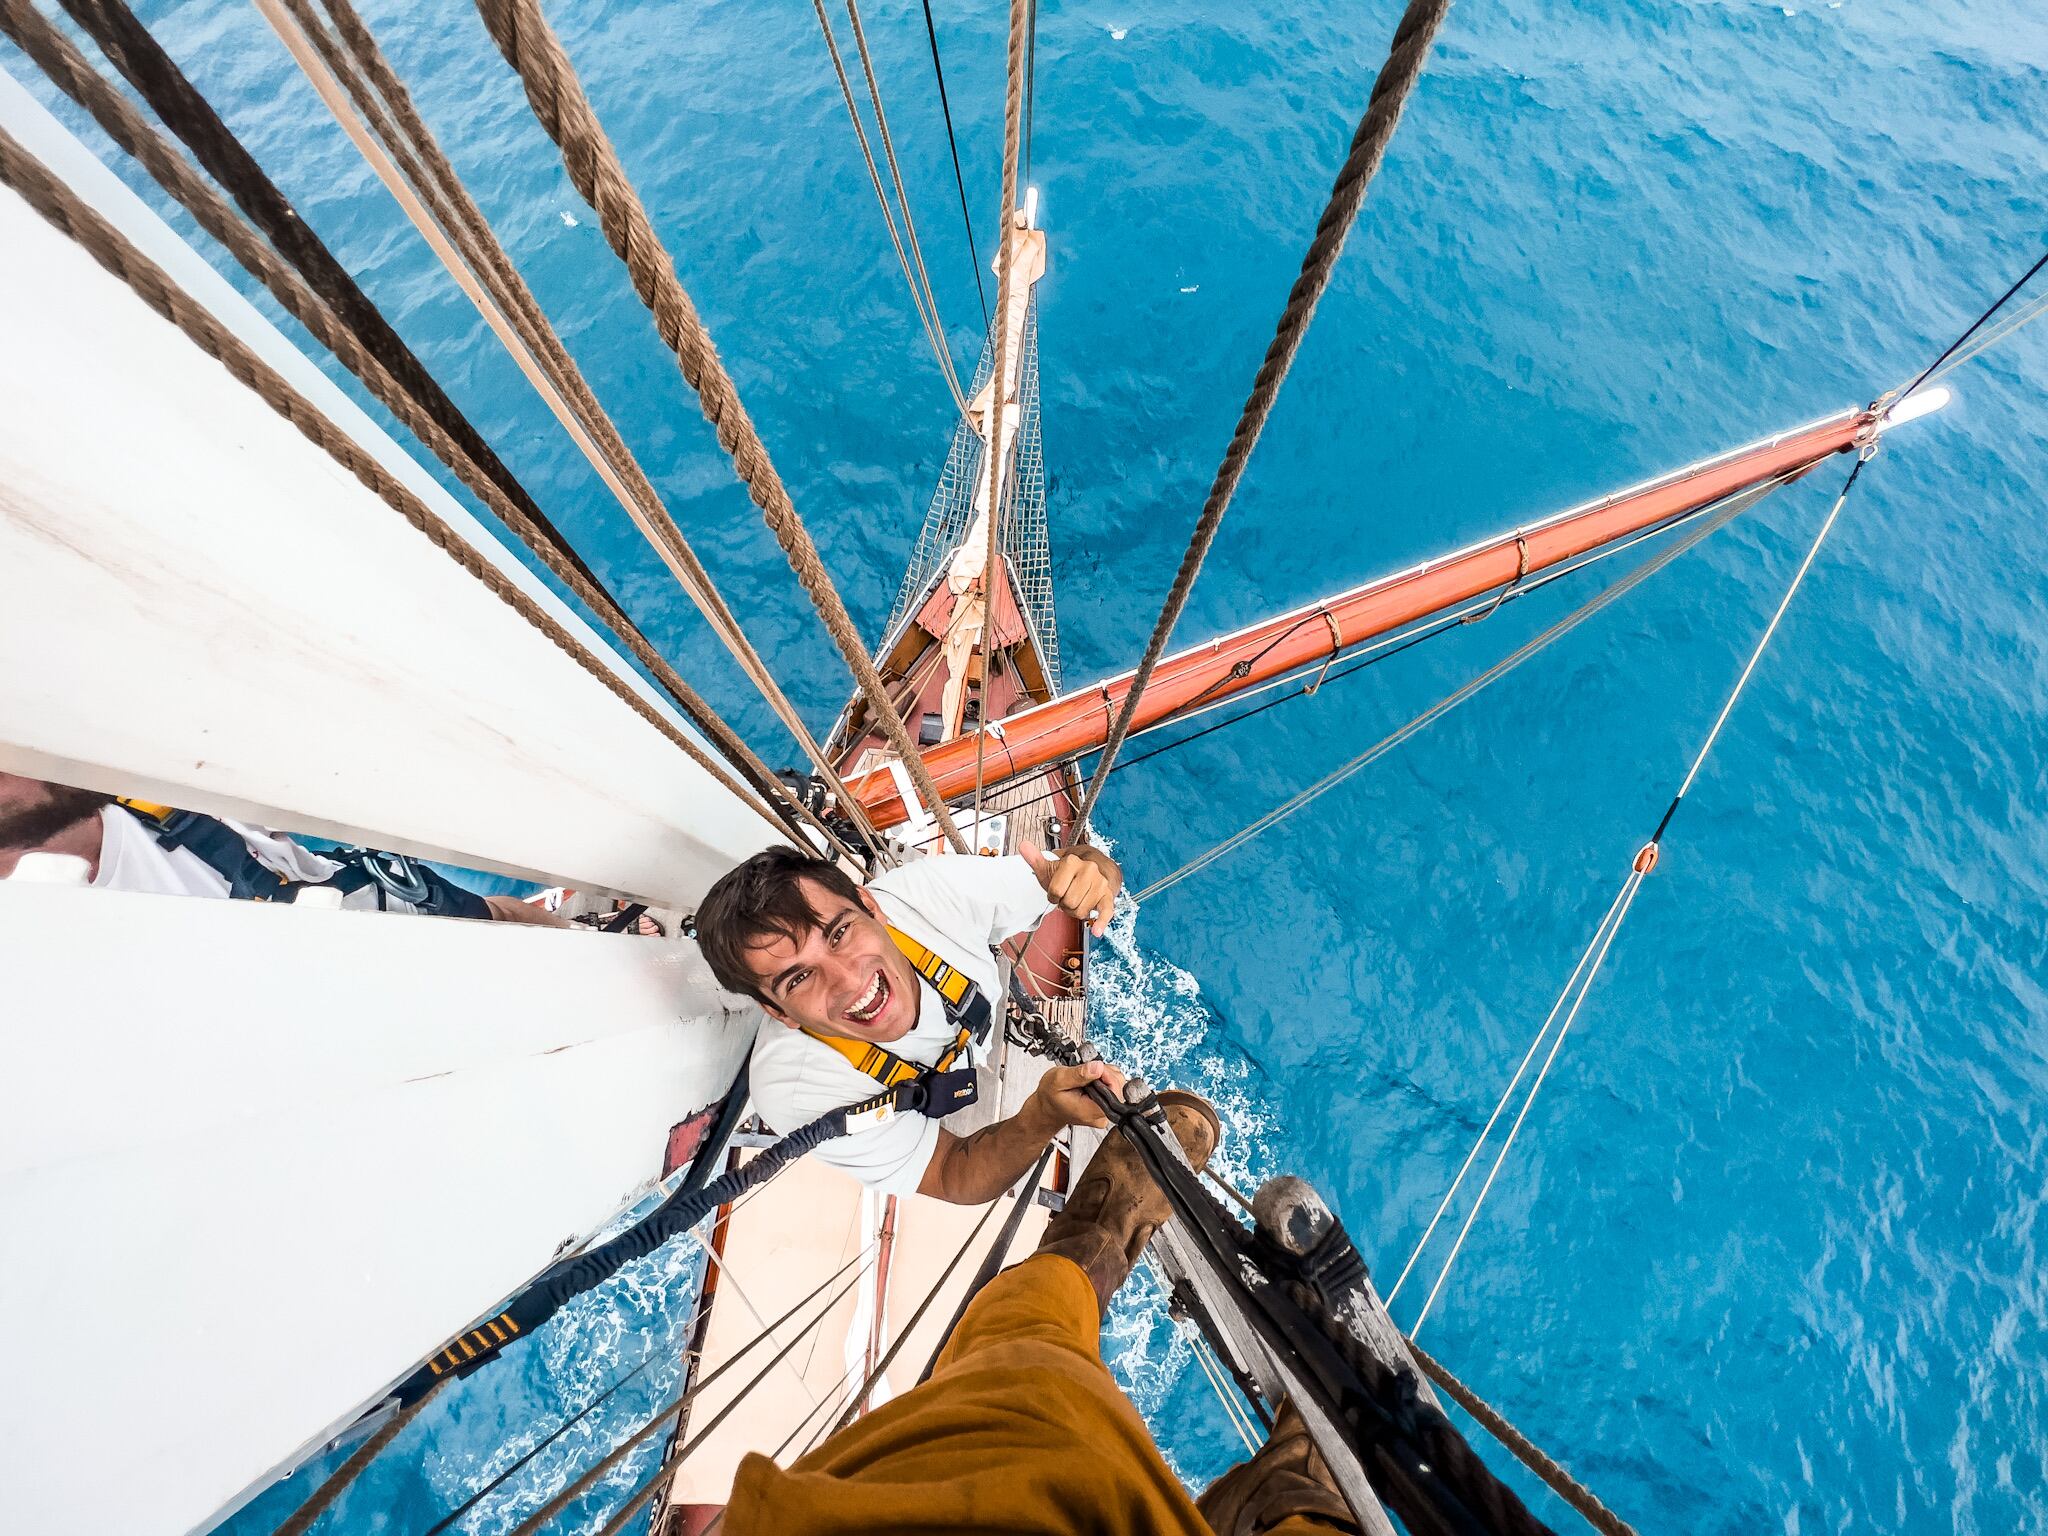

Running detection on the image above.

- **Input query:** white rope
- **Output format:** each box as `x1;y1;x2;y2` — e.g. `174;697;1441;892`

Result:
1384;877;1636;1308
1185;1329;1261;1453
1407;868;1647;1337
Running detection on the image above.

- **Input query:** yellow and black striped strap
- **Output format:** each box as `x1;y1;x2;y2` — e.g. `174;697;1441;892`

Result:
426;1312;520;1377
800;925;977;1089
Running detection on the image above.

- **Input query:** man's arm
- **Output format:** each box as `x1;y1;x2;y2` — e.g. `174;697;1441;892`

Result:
916;1060;1126;1205
1019;843;1122;937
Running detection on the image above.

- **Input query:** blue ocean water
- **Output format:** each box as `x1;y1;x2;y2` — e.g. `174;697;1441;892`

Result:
10;0;2046;1531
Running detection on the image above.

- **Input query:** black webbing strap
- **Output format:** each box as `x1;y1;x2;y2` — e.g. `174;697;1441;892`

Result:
386;1084;889;1406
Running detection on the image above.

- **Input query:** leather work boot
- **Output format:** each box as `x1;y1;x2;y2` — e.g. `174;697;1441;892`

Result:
1196;1397;1359;1535
1033;1088;1221;1313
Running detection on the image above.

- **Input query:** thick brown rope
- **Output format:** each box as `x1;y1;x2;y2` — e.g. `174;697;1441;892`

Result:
0;0;821;848
43;0;602;598
290;0;883;863
0;123;795;851
248;0;867;862
839;0;970;414
1407;1340;1639;1536
471;0;968;853
969;0;1031;841
1070;0;1453;837
267;1381;445;1536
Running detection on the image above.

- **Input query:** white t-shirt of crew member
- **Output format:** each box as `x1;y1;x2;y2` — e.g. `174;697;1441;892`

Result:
745;852;1051;1196
91;805;341;898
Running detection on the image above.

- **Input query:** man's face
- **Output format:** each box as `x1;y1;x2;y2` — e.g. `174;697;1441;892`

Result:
744;878;922;1043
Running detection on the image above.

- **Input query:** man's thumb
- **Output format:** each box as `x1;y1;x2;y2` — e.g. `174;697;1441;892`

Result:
1019;841;1051;874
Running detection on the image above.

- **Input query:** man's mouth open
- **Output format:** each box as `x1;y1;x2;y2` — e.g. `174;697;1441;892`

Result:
843;969;892;1027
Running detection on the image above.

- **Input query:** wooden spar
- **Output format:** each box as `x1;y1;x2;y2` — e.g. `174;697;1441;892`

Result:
848;406;1873;828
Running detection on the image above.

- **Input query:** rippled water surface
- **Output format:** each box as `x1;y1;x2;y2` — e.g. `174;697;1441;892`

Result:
12;0;2047;1529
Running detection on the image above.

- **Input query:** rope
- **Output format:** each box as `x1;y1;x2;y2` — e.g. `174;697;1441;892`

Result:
497;1246;877;1536
1403;452;1876;1337
1131;471;1794;904
950;490;1779;828
0;0;832;851
584;1193;1002;1536
914;1144;1055;1385
1406;868;1646;1337
257;0;880;863
1407;1340;1639;1536
1897;246;2048;400
969;0;1032;841
824;0;972;418
42;0;610;595
1069;0;1453;837
917;0;988;326
471;0;969;852
267;1379;444;1536
0;122;794;838
1023;0;1039;184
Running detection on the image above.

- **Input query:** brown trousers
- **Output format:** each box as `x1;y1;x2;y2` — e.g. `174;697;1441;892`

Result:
725;1252;1343;1536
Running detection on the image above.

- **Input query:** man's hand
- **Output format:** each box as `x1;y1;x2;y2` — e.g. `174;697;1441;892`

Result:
1027;1060;1129;1132
1020;842;1123;936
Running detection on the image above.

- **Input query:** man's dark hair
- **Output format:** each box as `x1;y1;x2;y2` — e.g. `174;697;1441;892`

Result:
696;845;867;1005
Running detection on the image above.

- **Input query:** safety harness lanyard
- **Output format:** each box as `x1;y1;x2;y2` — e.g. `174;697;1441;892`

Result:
800;925;993;1120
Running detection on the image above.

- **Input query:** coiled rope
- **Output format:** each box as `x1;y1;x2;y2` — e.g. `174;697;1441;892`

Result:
0;123;784;837
0;0;824;851
471;0;969;852
1070;0;1453;838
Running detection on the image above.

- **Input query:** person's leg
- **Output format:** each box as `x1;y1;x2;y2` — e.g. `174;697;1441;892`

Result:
1196;1399;1358;1536
725;1094;1223;1536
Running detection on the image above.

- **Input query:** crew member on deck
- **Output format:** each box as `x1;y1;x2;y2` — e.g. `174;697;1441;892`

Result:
695;842;1123;1205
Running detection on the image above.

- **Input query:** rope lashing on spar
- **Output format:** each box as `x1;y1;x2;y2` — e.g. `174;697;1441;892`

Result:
0;0;844;855
1068;0;1453;839
969;0;1037;846
1395;447;1880;1338
470;0;970;853
815;0;973;419
0;125;785;828
251;0;885;864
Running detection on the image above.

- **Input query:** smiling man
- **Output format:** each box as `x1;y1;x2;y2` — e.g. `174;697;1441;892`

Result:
695;841;1125;1205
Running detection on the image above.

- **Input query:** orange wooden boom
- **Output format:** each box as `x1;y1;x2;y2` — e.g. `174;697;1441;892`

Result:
850;406;1873;830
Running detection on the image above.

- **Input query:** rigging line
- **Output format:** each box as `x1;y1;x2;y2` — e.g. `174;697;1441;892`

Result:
917;0;988;326
1406;1340;1640;1536
1130;472;1795;904
970;0;1033;844
944;493;1762;829
1022;0;1038;185
298;0;879;864
40;0;603;595
1;0;829;854
1384;880;1635;1308
254;0;882;865
828;1177;1016;1434
812;0;971;418
586;1220;938;1536
499;1247;877;1536
1410;451;1878;1337
843;0;972;416
1926;288;2048;386
266;1379;447;1536
0;123;779;832
472;0;971;853
1185;1327;1261;1454
419;1347;662;1536
915;1145;1057;1386
1067;0;1452;839
1898;245;2048;400
1408;870;1646;1338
